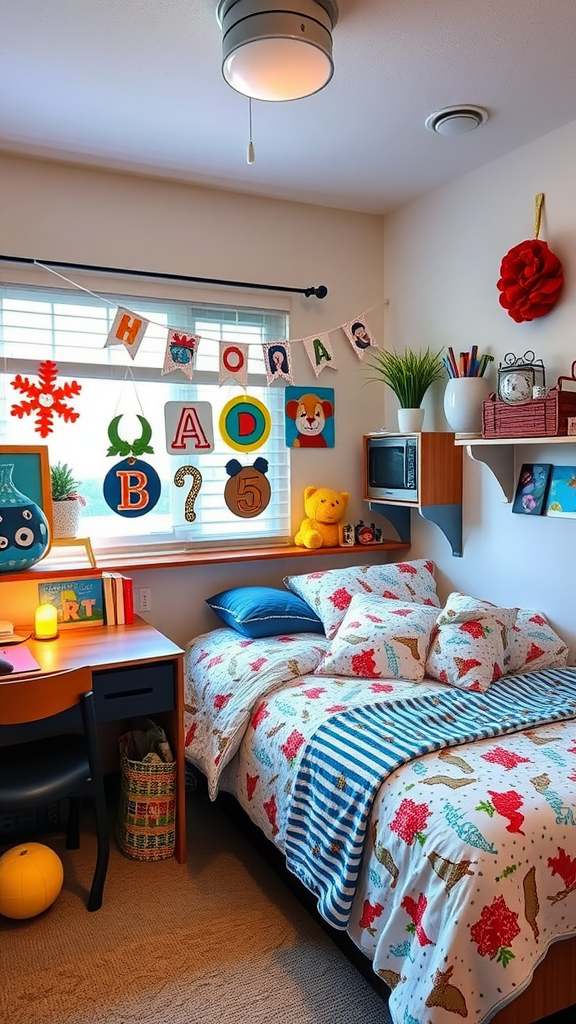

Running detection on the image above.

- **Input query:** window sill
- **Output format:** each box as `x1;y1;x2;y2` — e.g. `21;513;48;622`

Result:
3;540;410;582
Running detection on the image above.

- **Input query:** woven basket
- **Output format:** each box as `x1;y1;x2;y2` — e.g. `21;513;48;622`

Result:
116;735;176;862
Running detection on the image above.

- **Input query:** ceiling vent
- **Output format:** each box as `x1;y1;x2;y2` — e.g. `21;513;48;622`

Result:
425;105;489;136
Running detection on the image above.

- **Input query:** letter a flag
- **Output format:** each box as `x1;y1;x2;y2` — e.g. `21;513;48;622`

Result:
106;307;150;359
219;341;249;386
302;333;337;377
162;329;199;379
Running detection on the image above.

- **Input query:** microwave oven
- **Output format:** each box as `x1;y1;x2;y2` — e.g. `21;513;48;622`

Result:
363;434;418;501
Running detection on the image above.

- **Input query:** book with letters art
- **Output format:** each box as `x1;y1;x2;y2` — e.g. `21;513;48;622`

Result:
38;577;104;628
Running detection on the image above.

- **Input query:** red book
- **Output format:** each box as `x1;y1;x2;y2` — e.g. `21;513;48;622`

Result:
122;575;134;625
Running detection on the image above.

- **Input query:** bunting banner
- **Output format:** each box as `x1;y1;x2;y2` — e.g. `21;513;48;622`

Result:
106;307;150;360
33;264;385;384
161;329;199;379
342;315;377;361
262;341;293;385
219;341;249;386
302;332;337;377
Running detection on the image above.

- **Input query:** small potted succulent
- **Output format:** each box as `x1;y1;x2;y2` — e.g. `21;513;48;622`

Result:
364;346;446;431
50;462;86;539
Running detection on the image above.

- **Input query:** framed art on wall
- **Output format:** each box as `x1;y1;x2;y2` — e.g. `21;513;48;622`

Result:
511;463;552;515
544;465;576;518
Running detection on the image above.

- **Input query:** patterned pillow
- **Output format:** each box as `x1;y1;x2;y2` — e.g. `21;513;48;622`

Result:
283;559;440;640
437;592;518;665
506;609;569;675
426;613;507;692
315;594;438;681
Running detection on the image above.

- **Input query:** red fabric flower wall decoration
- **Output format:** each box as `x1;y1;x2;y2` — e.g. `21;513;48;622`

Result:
496;194;564;323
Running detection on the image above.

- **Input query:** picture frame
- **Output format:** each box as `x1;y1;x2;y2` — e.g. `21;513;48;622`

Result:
284;386;335;448
511;463;552;515
0;444;54;543
38;576;104;629
544;465;576;518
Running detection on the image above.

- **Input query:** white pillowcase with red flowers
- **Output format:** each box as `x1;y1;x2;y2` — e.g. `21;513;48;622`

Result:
506;609;568;675
425;592;569;692
283;559;440;641
425;592;519;693
315;594;439;681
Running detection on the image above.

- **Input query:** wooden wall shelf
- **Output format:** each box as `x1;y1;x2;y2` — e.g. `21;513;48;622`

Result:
455;433;576;501
0;541;412;584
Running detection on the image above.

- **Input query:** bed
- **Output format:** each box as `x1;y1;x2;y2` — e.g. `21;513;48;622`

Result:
183;560;576;1024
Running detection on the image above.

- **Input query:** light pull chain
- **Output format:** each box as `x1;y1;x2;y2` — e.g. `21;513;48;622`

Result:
247;97;255;165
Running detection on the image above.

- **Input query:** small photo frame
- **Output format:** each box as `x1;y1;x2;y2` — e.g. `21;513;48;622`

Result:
544;465;576;518
0;444;54;542
511;463;552;515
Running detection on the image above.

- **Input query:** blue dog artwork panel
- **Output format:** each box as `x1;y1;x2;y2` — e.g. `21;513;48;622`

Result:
284;387;335;448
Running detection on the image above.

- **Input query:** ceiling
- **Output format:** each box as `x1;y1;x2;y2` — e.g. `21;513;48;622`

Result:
3;0;576;215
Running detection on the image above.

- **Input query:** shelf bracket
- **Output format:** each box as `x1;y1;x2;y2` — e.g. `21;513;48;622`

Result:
368;502;412;545
418;504;462;558
465;444;514;501
368;502;462;557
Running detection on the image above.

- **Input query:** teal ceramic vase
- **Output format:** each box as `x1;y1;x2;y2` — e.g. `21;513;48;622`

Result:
0;463;50;572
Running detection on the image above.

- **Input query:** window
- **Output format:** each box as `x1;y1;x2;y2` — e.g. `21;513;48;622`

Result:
0;283;291;551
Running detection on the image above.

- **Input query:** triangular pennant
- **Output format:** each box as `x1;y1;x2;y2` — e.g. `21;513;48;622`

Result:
302;333;337;377
161;329;199;379
219;341;249;386
262;341;293;385
105;307;149;360
342;315;377;361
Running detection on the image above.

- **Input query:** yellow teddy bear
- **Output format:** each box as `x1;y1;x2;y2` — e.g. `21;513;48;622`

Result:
294;486;350;549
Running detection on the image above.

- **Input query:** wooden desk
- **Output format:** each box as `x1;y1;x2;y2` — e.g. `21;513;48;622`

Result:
1;617;186;863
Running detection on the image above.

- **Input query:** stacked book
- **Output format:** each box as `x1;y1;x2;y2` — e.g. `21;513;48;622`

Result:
102;572;134;626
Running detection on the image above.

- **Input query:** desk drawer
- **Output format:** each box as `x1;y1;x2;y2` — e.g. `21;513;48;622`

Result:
93;662;175;722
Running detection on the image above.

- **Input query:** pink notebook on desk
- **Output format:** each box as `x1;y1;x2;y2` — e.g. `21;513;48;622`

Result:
0;646;41;674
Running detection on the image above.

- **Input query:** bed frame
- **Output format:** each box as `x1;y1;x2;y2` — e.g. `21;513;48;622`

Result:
215;787;576;1024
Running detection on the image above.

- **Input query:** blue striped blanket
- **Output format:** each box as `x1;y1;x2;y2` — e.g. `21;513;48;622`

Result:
284;667;576;929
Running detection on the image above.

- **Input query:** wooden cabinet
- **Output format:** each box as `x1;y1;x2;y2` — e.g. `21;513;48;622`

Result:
363;432;463;556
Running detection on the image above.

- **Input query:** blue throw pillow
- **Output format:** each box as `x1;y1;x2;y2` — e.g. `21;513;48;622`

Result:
206;586;324;639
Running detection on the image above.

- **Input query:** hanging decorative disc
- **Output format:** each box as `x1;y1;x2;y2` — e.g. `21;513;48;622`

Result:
219;396;271;453
224;458;270;518
106;415;154;459
103;458;161;517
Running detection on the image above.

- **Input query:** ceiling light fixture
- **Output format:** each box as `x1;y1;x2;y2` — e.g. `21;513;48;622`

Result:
425;105;489;136
216;0;339;102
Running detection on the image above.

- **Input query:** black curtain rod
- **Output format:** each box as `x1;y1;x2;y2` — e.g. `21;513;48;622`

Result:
0;254;328;299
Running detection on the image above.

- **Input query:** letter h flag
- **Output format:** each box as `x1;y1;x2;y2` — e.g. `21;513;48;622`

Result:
106;307;150;359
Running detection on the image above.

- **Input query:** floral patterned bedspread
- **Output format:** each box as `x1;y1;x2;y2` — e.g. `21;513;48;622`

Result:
184;628;576;1024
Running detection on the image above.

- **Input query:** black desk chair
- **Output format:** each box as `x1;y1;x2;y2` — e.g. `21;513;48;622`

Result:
0;666;109;911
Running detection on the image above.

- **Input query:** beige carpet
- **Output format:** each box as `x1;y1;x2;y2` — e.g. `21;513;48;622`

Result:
0;793;391;1024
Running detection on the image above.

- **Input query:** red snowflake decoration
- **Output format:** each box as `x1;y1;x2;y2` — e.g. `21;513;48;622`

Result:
10;360;81;438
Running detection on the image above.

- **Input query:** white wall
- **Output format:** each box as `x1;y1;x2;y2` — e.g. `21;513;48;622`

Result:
384;119;576;657
0;153;393;648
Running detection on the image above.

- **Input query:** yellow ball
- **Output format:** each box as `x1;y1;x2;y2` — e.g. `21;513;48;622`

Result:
0;842;63;919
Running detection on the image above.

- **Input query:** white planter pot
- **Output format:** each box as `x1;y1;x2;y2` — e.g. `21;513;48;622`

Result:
397;408;425;432
52;499;82;539
443;377;491;434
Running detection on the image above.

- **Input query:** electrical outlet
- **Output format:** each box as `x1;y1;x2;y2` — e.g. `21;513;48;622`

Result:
138;588;152;612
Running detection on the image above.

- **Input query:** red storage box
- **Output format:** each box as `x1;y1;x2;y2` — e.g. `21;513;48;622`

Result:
482;369;576;438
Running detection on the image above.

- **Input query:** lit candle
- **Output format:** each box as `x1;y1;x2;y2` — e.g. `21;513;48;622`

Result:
34;603;59;641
